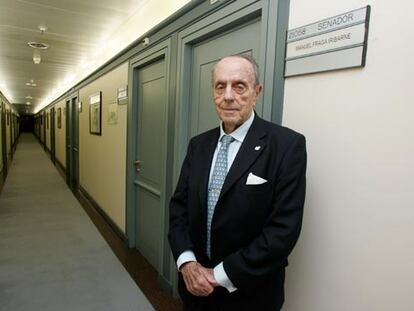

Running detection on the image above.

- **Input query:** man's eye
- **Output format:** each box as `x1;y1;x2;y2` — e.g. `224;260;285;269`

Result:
233;84;246;93
215;85;224;93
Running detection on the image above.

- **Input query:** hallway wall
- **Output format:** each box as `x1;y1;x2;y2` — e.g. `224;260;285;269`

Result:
282;1;414;310
79;62;128;233
0;92;19;176
54;100;66;168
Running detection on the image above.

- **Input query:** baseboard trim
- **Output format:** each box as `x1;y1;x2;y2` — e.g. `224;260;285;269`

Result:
78;186;129;245
55;158;66;179
158;274;173;295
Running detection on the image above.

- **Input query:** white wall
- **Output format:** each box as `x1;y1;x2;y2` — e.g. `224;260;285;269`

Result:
282;1;414;310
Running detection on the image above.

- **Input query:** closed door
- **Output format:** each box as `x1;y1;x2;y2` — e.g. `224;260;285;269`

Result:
1;103;6;179
43;111;46;148
134;58;167;273
190;19;261;136
50;107;56;163
66;98;79;190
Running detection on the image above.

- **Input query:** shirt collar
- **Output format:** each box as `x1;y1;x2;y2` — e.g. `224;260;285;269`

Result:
219;111;255;143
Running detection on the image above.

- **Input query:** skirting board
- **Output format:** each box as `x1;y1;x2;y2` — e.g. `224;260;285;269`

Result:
78;186;129;245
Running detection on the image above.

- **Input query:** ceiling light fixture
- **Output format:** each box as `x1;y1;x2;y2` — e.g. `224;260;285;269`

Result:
25;80;37;87
26;102;31;105
27;25;48;66
25;95;33;99
33;50;41;64
38;24;48;33
27;42;49;49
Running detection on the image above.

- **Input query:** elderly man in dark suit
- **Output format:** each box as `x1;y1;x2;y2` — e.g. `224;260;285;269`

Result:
169;55;306;311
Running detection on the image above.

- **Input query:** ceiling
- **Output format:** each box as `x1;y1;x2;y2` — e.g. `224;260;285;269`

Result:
0;0;155;115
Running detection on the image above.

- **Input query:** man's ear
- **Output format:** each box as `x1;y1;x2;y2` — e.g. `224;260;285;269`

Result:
255;84;263;97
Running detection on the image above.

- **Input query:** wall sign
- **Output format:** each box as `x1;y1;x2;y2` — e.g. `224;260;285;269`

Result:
285;6;370;77
117;86;128;105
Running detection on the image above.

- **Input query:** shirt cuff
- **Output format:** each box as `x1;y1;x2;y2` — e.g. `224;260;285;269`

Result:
177;250;197;270
214;262;237;293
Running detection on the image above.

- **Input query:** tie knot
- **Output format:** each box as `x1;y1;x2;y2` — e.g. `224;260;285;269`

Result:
221;135;234;147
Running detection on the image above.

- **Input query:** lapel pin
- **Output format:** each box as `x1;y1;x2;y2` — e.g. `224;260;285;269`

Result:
255;146;261;151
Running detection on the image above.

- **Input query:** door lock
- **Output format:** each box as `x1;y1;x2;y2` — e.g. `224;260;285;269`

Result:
135;160;141;172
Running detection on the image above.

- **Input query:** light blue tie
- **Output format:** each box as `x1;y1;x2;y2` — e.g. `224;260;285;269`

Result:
206;135;234;258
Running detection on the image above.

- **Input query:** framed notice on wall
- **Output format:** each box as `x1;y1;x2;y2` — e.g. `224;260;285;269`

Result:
107;102;118;125
89;92;102;135
57;108;62;128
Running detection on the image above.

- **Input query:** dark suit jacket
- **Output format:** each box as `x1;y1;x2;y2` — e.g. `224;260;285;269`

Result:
169;114;307;311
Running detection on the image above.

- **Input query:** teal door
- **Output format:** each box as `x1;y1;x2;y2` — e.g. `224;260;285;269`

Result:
66;97;79;190
190;19;261;136
0;103;6;180
43;111;46;149
50;107;56;164
134;58;167;273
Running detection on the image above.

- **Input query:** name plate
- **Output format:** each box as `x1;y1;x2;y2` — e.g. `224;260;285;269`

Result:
117;86;128;105
285;6;370;77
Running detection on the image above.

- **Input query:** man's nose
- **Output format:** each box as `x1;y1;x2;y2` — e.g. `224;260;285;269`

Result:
224;85;234;101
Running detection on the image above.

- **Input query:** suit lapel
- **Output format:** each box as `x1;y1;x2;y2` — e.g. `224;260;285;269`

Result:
220;116;267;199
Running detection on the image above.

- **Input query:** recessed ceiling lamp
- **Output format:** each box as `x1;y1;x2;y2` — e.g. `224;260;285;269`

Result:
33;50;41;64
25;80;37;87
38;24;48;33
25;95;33;99
27;24;49;65
27;42;49;49
26;102;31;106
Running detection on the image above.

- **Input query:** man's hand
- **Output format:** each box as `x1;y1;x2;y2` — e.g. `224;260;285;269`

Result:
203;268;219;287
181;262;216;296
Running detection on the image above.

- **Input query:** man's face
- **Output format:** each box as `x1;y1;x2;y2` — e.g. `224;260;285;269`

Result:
213;57;262;133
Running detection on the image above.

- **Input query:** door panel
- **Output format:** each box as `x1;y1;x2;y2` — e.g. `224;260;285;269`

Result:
134;58;167;273
66;98;79;190
71;98;79;189
50;107;56;163
190;19;261;136
1;103;6;178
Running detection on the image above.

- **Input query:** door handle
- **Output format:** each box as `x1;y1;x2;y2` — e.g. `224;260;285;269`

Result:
135;160;141;172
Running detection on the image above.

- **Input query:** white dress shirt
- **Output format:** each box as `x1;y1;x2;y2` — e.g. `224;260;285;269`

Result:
176;112;255;293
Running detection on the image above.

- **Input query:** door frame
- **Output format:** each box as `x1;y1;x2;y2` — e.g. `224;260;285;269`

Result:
1;102;7;180
126;38;174;285
50;107;56;164
43;110;46;149
65;93;79;190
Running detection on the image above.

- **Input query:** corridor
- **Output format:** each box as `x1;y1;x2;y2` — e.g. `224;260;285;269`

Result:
0;134;154;311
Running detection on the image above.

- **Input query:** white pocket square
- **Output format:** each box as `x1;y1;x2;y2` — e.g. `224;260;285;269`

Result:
246;172;268;185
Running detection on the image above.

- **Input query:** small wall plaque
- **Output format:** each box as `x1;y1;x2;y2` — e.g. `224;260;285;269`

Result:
285;6;371;77
117;86;128;105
